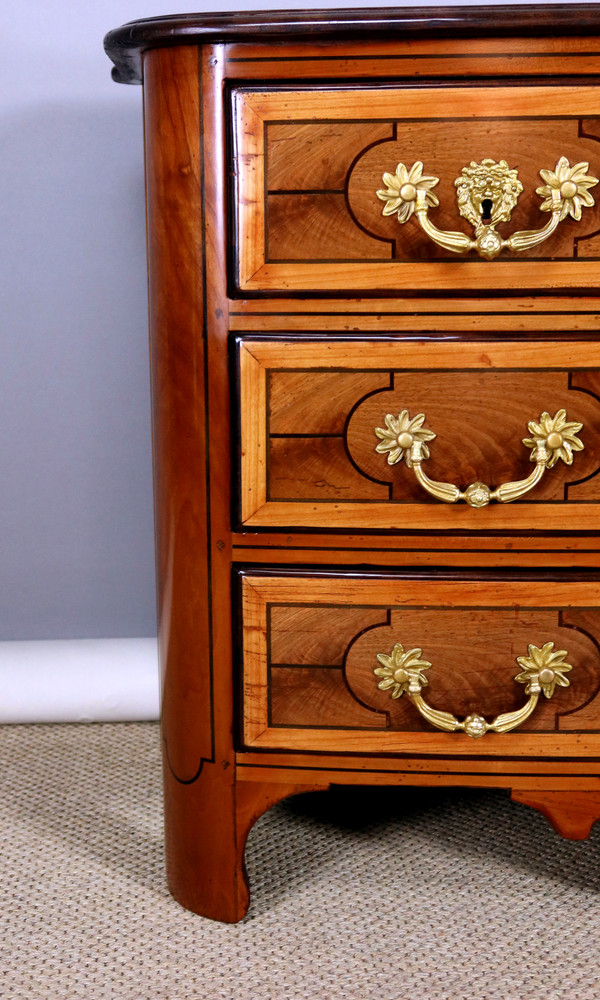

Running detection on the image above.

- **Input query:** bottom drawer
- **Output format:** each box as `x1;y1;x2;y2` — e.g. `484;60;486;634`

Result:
238;568;600;756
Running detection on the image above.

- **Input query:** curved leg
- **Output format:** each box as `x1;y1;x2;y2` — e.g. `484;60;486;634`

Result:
163;761;328;921
236;778;329;909
511;790;600;840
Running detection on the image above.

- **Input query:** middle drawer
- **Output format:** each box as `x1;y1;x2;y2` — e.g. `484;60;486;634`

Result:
236;336;600;533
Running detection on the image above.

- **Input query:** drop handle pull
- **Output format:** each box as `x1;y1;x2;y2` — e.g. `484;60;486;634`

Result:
374;641;573;739
374;409;583;508
376;157;598;260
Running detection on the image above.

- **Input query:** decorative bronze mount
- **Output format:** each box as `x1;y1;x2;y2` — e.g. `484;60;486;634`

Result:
374;409;584;508
376;157;598;259
374;641;572;739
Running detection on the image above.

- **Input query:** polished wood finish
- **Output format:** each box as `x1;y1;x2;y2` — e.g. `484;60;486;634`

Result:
145;46;236;918
105;6;600;83
240;571;600;752
238;338;600;531
511;790;600;839
110;8;600;920
266;116;600;261
233;85;600;293
144;47;211;782
223;36;600;84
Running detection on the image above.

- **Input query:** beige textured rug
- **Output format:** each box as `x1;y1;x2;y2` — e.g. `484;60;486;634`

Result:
1;722;599;999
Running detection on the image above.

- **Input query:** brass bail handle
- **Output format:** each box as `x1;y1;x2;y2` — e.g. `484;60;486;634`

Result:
376;157;598;259
374;409;583;508
374;641;572;739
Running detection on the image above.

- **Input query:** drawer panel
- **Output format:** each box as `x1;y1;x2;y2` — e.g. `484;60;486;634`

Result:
236;337;600;532
231;85;600;295
239;569;600;754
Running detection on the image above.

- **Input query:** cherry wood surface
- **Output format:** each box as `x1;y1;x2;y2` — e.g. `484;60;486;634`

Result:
275;370;598;499
120;14;600;920
238;337;600;530
144;47;211;783
268;606;600;730
266;117;600;262
348;120;600;261
240;571;600;752
223;38;600;84
233;531;600;570
229;295;600;339
233;85;600;293
511;790;600;839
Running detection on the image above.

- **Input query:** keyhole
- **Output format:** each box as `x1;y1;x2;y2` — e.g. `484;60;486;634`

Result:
481;198;493;223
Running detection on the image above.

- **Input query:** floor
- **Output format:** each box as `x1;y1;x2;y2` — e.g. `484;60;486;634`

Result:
1;722;598;999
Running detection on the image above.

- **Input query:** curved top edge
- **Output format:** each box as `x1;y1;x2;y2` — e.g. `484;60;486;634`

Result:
104;4;600;84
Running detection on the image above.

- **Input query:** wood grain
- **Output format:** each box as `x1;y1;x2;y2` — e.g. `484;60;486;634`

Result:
239;345;266;522
268;436;388;501
144;47;210;781
511;789;600;838
144;46;245;922
269;371;389;435
269;606;385;665
265;118;600;263
233;295;600;314
237;766;600;794
233;548;600;570
267;192;389;261
241;572;600;753
242;338;600;370
238;338;600;529
267;122;393;190
242;572;600;609
236;750;600;777
346;371;600;501
348;119;600;260
224;39;600;84
270;667;387;728
234;84;600;292
344;608;600;727
230;312;600;333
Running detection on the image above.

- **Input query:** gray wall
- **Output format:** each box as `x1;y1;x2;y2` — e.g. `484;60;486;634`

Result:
1;0;564;641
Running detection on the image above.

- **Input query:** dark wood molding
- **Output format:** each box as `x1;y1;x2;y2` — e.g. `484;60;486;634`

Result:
105;5;600;84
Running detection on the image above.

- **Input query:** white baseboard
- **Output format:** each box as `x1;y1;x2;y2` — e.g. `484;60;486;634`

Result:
0;638;159;723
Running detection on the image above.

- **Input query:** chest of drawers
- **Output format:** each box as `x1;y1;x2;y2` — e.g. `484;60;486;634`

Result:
106;5;600;921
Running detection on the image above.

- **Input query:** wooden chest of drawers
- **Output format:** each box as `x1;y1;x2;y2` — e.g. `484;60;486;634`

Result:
106;5;600;921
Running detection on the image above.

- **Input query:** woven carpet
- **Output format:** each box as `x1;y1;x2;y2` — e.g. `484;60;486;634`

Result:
1;723;599;999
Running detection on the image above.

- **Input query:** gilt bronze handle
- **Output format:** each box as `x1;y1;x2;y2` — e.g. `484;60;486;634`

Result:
374;409;583;508
376;157;598;260
374;641;572;739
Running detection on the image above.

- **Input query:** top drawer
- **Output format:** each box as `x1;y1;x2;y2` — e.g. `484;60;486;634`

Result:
231;84;600;296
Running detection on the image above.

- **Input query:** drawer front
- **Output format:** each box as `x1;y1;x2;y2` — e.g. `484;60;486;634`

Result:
237;337;600;532
239;569;600;754
231;84;600;295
